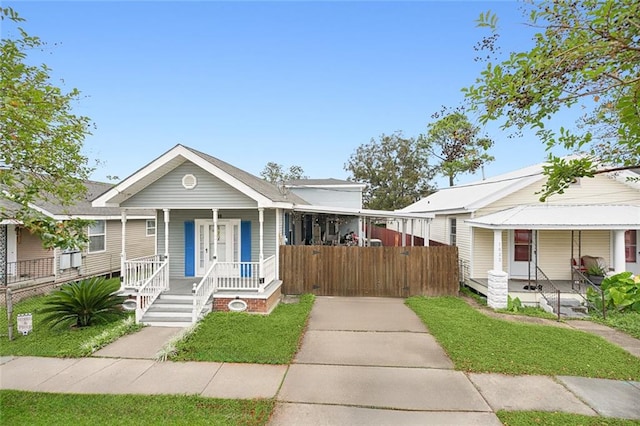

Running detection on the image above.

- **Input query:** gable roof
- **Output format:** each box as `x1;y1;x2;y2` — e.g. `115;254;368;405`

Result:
2;180;153;221
401;161;546;214
93;144;309;208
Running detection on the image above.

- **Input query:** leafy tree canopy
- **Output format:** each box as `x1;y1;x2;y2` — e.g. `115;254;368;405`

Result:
422;110;494;187
344;131;436;210
1;7;94;248
260;162;307;184
464;0;640;200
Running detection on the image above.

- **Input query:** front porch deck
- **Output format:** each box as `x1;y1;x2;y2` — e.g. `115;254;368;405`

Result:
467;278;583;305
164;278;282;298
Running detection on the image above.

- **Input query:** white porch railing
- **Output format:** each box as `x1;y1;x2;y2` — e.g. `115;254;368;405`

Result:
191;255;278;322
262;255;276;290
216;261;262;291
192;261;218;323
135;260;169;323
123;254;166;290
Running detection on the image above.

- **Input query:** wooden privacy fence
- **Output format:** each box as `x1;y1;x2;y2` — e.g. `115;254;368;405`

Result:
279;245;459;297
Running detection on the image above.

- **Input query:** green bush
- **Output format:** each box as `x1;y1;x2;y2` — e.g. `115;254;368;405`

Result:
587;272;640;313
39;277;126;329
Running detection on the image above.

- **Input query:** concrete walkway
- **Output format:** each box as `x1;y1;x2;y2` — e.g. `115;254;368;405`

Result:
1;296;640;424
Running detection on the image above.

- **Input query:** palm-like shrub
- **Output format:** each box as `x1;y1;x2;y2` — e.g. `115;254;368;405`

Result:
40;277;126;328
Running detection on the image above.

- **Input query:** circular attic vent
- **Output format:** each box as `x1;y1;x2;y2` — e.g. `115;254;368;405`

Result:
182;174;197;189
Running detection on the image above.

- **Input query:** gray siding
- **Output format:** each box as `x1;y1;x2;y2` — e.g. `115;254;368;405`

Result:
122;162;258;209
158;208;278;278
290;187;362;209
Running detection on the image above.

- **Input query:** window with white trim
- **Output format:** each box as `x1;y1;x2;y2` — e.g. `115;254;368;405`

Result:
88;220;106;253
146;219;156;236
449;218;457;246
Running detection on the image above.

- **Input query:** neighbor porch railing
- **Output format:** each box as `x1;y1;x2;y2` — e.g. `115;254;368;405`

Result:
123;254;166;290
570;266;606;319
534;266;561;320
2;257;55;285
134;260;169;323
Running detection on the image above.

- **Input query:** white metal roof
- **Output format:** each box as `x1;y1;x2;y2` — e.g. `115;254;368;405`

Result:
465;204;640;230
401;162;545;213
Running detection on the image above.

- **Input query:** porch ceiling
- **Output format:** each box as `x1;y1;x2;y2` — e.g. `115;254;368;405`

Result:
466;204;640;230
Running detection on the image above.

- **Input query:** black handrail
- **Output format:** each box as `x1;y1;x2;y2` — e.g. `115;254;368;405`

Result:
570;266;606;319
535;266;561;321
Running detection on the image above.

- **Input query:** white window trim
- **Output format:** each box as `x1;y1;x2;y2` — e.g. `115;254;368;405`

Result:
88;220;107;253
146;219;156;237
449;217;457;246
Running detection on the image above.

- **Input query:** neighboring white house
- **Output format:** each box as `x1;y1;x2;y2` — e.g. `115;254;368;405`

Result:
399;160;640;307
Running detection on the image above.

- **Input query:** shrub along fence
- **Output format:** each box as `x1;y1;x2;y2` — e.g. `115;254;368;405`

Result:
280;245;459;297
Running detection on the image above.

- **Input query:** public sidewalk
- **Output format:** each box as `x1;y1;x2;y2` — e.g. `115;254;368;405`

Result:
1;297;639;424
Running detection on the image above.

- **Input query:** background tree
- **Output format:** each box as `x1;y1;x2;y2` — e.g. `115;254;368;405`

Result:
260;162;307;184
464;1;640;200
423;111;494;186
1;7;94;248
345;131;436;210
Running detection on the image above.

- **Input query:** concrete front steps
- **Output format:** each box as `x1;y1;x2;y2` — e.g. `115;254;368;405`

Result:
140;294;196;327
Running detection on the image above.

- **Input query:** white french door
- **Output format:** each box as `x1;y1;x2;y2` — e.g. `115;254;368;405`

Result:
194;219;240;276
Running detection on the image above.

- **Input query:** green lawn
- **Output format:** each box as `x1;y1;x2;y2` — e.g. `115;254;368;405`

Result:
0;390;273;426
172;294;314;364
497;410;639;426
406;296;640;380
0;279;142;357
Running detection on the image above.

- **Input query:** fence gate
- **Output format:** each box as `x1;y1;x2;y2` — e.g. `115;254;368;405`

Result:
279;245;459;297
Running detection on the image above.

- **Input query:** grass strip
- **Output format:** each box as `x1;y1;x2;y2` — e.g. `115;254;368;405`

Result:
0;390;273;426
406;296;640;380
172;294;314;364
497;410;639;426
591;311;640;340
0;279;141;357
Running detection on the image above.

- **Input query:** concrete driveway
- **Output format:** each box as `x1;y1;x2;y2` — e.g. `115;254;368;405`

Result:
270;296;501;425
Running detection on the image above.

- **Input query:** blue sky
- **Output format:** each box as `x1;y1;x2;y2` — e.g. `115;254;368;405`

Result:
5;1;573;188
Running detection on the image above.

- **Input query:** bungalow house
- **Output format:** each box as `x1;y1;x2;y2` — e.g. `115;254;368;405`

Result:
398;160;640;311
0;181;155;303
92;144;433;326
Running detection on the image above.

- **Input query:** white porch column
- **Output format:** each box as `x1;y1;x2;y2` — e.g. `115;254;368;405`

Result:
423;221;430;247
493;229;503;272
613;229;626;273
274;208;281;280
488;270;509;309
410;219;415;247
401;219;407;247
357;217;364;246
259;208;265;265
163;209;170;259
212;209;219;260
120;210;127;283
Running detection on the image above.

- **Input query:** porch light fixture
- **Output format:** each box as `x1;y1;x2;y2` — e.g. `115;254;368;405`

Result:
182;174;197;189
